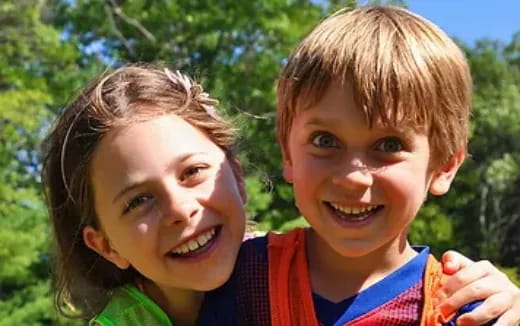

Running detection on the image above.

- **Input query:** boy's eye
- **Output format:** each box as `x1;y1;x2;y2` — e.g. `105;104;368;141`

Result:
123;194;154;215
375;137;404;153
311;132;338;149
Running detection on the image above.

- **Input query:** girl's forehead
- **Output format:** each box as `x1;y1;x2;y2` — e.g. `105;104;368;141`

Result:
104;115;221;156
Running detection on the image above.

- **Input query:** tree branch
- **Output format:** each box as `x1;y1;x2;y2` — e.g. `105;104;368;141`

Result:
106;0;157;44
104;2;134;57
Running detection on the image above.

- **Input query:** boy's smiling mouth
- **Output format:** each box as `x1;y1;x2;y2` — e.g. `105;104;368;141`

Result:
324;202;384;223
167;225;222;259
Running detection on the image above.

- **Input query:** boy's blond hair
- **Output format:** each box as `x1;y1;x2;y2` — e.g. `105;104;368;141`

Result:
277;6;472;165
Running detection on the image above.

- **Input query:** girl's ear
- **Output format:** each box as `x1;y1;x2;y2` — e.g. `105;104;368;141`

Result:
229;157;248;204
83;226;130;270
238;178;248;204
429;150;465;196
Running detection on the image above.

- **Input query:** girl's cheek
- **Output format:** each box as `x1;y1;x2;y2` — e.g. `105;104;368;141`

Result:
136;222;150;234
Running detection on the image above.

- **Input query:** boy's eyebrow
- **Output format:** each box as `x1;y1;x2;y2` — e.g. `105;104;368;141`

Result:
304;117;421;135
304;117;342;128
376;125;413;134
112;152;204;204
376;124;424;135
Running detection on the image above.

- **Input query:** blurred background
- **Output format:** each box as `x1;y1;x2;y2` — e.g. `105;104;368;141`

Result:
1;0;519;324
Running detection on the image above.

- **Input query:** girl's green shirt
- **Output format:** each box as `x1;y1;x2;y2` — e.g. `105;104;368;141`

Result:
90;284;172;326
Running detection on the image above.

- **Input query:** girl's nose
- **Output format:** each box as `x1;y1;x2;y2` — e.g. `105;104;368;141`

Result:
161;185;200;226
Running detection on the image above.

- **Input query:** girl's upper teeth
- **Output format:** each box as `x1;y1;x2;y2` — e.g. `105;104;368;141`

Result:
188;240;199;251
171;228;216;255
330;203;377;214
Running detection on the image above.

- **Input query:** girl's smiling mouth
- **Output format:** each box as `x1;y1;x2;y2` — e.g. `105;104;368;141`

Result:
167;225;222;259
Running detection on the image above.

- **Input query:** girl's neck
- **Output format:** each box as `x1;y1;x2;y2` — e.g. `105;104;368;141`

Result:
141;279;204;326
306;228;417;303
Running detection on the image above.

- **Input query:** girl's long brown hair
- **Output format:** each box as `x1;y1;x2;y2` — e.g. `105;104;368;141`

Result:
41;64;242;318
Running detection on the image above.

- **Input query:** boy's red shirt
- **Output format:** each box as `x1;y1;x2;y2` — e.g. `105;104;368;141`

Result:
268;228;445;326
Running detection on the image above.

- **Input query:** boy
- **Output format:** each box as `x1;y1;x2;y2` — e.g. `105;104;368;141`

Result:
199;5;520;326
272;5;501;325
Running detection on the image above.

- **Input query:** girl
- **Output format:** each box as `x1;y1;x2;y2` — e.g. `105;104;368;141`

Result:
42;65;246;325
42;65;520;326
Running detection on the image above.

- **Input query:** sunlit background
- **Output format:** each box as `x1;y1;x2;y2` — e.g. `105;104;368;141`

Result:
0;1;518;324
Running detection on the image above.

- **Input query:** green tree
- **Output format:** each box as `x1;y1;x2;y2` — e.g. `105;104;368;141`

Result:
464;36;520;266
0;0;93;324
418;35;520;270
3;0;519;322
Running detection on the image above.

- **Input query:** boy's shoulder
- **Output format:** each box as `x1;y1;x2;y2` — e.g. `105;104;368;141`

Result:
239;228;302;258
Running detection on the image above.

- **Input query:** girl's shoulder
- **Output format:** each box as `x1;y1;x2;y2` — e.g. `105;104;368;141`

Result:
90;284;172;326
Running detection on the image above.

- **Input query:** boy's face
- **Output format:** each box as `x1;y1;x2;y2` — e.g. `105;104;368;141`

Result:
283;81;462;258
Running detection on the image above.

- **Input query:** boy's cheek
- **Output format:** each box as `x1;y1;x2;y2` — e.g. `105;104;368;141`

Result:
291;156;328;179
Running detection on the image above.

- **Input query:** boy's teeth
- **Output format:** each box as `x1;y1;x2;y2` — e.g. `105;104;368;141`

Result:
330;203;377;215
171;228;216;255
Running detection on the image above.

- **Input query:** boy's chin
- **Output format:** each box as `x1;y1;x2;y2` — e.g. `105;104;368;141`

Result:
321;237;388;259
324;236;411;261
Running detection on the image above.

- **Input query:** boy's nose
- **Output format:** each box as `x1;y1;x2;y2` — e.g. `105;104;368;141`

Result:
331;160;373;191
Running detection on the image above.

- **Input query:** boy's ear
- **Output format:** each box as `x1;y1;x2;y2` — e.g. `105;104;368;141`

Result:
429;150;465;196
282;147;294;183
83;226;130;270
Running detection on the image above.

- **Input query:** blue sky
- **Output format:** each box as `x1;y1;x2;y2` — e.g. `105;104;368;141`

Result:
406;0;520;45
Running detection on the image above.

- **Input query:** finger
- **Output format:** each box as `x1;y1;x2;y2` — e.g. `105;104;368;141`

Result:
439;274;509;318
441;260;495;298
442;250;474;275
493;292;520;326
455;292;513;326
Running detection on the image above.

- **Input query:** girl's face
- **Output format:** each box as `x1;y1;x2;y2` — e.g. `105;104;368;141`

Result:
84;114;246;292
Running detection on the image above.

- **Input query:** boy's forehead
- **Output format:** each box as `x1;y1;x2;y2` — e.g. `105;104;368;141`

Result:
294;82;428;134
299;112;425;135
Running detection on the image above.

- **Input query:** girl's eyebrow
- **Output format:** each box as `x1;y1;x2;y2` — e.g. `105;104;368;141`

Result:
113;182;141;204
111;152;207;204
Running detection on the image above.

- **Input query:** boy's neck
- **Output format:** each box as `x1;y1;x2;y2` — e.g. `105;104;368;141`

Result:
305;228;417;303
142;279;204;326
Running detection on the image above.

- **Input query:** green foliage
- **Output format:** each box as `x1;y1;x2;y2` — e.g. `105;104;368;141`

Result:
244;175;274;219
499;267;520;287
277;216;310;233
449;38;520;265
2;0;520;323
0;0;95;324
410;204;454;257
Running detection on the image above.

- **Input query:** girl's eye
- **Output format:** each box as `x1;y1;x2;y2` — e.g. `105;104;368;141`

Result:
375;137;404;153
123;194;154;215
181;165;207;182
311;132;338;149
